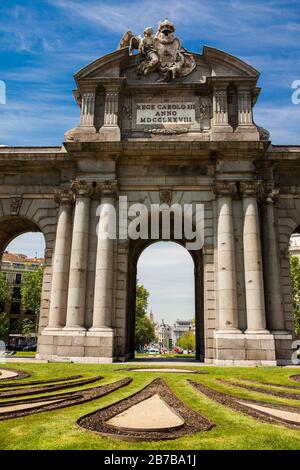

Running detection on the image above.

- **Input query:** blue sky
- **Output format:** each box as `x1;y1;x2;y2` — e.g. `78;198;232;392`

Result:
0;0;299;145
1;0;300;323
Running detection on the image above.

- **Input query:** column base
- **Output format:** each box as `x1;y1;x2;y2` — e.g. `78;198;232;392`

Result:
43;326;63;332
245;329;270;335
99;125;121;141
214;331;276;362
87;327;115;337
38;327;116;359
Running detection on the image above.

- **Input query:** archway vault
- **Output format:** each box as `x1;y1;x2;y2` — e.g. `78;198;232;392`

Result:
126;238;204;361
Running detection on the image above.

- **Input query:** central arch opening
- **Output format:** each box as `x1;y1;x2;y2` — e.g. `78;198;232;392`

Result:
126;240;204;362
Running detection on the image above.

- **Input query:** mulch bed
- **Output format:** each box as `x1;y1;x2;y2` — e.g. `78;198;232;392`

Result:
115;368;208;374
290;375;300;383
0;375;82;389
189;380;300;430
77;377;213;441
217;378;300;401
0;377;132;421
0;375;104;399
0;368;31;381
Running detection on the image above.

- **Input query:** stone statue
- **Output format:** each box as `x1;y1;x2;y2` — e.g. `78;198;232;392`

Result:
118;19;196;82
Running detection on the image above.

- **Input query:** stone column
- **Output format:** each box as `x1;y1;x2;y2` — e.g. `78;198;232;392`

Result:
237;86;253;125
99;85;121;141
90;181;118;331
262;187;285;332
214;182;241;332
64;181;93;331
241;182;268;333
47;189;74;329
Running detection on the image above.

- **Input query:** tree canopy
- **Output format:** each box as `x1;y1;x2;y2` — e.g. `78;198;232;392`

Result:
135;282;155;349
290;255;300;337
21;266;43;331
177;331;195;351
0;273;11;306
0;312;9;341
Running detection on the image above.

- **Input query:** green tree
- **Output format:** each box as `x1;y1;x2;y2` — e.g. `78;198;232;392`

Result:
0;312;9;340
15;318;35;339
177;331;196;351
135;282;155;349
0;272;11;306
290;255;300;337
21;266;43;332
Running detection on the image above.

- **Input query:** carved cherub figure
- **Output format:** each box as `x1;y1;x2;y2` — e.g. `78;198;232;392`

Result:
137;27;160;76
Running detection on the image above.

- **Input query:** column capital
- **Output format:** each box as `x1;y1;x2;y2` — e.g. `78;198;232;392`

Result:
240;180;263;198
54;188;74;206
213;181;237;198
262;184;280;204
95;180;119;199
71;180;94;198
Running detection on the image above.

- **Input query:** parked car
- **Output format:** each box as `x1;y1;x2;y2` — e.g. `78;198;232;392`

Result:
22;344;37;352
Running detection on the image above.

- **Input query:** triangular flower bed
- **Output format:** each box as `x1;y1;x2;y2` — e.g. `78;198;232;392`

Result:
77;378;213;441
0;377;132;421
189;380;300;430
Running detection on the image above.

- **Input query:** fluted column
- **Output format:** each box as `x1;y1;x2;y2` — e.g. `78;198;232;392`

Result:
214;181;240;332
262;187;285;332
64;181;93;331
241;182;268;333
47;189;74;329
90;181;118;331
99;85;121;141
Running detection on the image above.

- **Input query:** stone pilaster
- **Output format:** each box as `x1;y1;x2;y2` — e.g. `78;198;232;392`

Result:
237;86;253;125
64;181;93;331
99;85;121;141
90;181;119;332
240;181;268;333
213;181;241;333
213;86;229;126
235;85;259;139
78;90;97;136
46;189;74;330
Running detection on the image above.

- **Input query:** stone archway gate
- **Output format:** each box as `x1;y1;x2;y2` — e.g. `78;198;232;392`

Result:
0;24;299;365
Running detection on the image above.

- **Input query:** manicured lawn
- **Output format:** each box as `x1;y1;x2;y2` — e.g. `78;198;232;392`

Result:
0;363;300;450
13;352;36;357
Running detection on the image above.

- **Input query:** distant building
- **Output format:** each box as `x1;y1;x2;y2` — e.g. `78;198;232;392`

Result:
0;252;44;332
173;319;195;345
149;311;154;324
290;234;300;258
155;319;173;350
